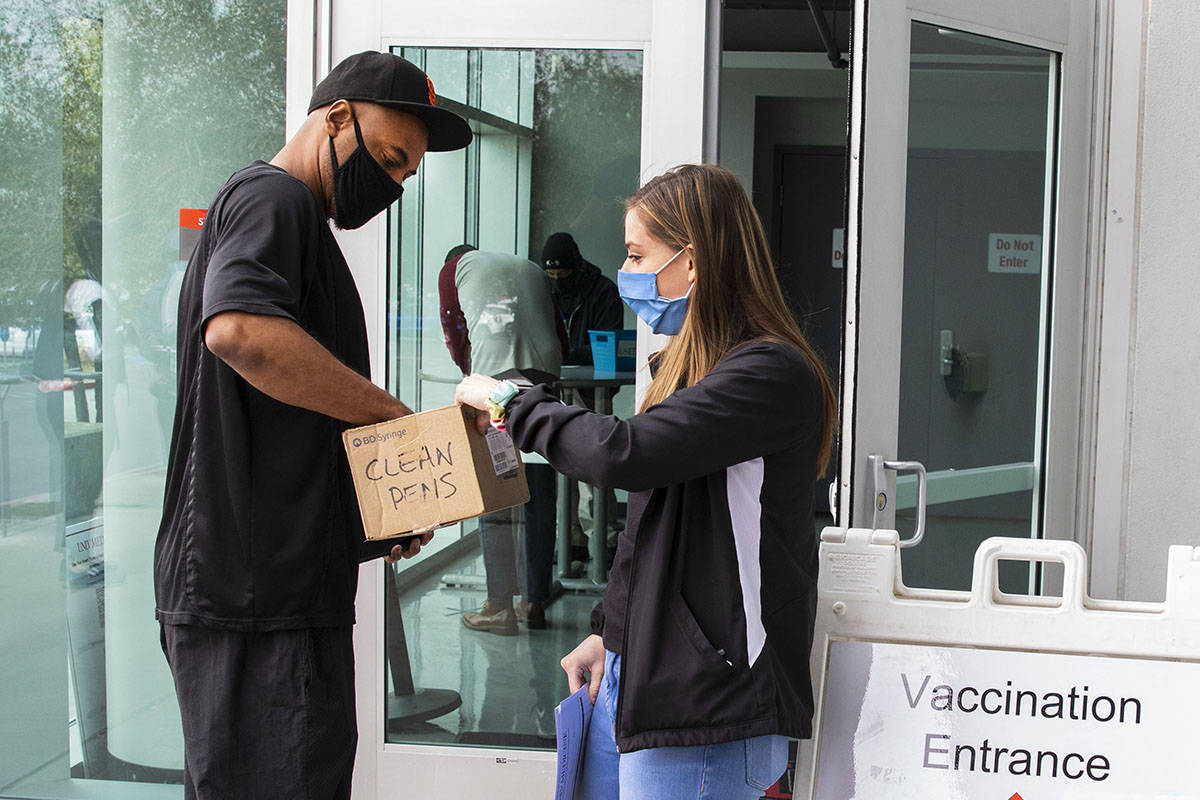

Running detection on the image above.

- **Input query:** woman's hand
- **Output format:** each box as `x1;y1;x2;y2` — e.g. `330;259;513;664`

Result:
561;634;606;704
455;374;501;434
455;373;500;411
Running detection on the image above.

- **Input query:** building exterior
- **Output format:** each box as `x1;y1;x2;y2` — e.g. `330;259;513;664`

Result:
0;0;1194;798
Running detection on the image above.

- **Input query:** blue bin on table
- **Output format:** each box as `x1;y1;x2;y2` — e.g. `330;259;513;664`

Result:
588;330;636;372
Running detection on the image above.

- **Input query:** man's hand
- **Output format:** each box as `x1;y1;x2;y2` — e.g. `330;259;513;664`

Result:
205;311;411;424
560;633;606;704
384;532;434;563
455;373;500;434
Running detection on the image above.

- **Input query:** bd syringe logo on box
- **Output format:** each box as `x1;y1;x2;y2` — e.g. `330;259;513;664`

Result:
813;640;1192;799
349;427;412;449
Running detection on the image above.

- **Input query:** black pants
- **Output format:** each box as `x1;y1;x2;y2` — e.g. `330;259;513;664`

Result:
524;462;558;604
160;623;357;800
478;462;557;603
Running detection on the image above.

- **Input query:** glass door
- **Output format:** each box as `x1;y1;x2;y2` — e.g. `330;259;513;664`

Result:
330;2;711;798
0;3;288;797
382;37;642;747
841;0;1095;592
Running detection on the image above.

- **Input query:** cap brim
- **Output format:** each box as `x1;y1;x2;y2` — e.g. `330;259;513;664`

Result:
382;101;473;152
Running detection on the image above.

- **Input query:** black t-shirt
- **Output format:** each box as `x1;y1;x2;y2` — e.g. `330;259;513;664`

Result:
154;162;370;630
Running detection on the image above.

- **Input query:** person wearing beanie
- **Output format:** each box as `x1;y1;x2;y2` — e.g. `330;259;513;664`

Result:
541;232;624;366
153;51;470;799
541;232;625;559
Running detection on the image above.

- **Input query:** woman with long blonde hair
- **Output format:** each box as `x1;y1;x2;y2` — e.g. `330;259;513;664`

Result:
456;163;837;799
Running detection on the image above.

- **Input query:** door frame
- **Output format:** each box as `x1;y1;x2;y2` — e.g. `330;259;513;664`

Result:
839;1;1098;564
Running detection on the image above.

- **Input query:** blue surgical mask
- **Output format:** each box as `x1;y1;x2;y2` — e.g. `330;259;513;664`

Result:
617;248;693;336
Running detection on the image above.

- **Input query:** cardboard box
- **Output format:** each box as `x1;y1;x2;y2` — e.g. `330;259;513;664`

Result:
342;405;529;542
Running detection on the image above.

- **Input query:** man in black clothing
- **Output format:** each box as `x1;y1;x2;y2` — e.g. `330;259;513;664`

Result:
540;232;625;557
153;52;470;799
541;232;624;366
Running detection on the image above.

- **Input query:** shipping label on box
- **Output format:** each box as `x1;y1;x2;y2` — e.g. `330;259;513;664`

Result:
343;405;529;541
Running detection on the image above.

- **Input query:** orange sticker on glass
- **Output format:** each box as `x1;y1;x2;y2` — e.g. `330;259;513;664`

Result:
179;208;206;230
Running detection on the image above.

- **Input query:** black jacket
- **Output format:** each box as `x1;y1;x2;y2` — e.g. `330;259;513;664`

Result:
549;260;624;365
507;339;823;751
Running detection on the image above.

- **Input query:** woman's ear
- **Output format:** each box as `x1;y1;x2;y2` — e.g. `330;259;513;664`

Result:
686;246;696;283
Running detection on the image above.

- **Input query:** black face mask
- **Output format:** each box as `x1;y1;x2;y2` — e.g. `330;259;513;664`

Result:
549;269;582;293
329;115;404;230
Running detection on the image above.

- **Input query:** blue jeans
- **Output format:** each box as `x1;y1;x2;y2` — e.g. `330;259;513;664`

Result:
579;651;788;800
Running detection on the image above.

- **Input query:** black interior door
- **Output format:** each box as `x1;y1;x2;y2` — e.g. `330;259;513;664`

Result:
775;146;846;495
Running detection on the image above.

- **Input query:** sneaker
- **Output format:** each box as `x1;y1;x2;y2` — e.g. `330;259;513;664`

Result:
516;600;548;630
462;600;518;636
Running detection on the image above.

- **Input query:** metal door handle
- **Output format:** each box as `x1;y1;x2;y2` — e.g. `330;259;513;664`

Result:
868;454;927;549
939;329;955;376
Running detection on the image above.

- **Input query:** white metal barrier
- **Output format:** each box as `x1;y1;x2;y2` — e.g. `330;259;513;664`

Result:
796;528;1200;799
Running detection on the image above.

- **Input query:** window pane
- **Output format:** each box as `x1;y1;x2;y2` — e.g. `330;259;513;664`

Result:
384;47;642;750
896;23;1056;591
480;49;521;122
0;0;285;793
426;48;469;106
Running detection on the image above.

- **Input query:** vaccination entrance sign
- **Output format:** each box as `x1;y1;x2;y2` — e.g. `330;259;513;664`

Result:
813;639;1196;799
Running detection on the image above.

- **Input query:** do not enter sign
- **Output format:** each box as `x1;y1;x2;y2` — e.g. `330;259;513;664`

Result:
988;233;1042;274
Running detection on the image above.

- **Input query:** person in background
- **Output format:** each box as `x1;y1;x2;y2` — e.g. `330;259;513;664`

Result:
154;52;471;799
541;231;623;367
541;231;624;560
438;245;567;632
454;164;837;799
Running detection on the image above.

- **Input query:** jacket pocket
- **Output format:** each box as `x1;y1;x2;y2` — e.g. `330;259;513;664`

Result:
627;593;753;733
669;595;736;671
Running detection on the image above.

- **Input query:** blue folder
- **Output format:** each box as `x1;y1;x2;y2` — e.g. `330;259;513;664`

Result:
554;684;594;800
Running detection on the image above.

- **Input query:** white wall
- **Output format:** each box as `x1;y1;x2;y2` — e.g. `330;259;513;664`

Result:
1121;0;1200;601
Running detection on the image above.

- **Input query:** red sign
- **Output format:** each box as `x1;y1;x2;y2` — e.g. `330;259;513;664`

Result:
179;208;206;260
179;208;206;230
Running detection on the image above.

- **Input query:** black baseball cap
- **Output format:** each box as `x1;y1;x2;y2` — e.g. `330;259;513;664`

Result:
308;51;472;152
